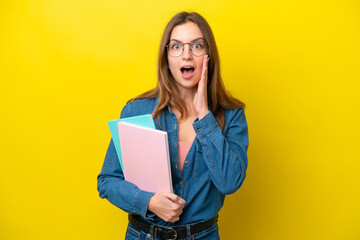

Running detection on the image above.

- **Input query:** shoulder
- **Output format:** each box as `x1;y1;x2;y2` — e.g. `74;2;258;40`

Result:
223;107;247;132
120;97;159;118
224;107;245;120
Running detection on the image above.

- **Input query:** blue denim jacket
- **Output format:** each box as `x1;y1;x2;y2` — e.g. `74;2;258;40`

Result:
97;97;249;227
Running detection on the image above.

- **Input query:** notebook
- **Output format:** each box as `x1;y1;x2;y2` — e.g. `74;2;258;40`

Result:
118;121;173;193
108;114;155;170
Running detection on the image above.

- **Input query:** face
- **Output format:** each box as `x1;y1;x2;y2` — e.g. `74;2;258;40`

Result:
167;21;206;91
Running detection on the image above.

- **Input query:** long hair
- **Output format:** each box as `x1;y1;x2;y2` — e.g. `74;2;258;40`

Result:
128;11;245;130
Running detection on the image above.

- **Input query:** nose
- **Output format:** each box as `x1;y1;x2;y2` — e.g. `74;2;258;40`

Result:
182;43;192;60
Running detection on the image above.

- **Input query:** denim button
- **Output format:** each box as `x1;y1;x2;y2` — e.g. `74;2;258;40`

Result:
185;160;188;164
174;142;177;147
197;128;201;132
180;181;184;186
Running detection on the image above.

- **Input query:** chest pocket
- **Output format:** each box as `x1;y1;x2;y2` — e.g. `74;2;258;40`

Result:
192;143;211;182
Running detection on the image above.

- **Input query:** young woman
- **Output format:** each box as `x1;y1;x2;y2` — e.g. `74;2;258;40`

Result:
97;11;249;240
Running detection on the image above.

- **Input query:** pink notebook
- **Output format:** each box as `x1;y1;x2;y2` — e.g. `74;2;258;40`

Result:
118;122;173;193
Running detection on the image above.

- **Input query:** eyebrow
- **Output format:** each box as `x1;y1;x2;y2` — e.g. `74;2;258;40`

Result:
169;37;205;42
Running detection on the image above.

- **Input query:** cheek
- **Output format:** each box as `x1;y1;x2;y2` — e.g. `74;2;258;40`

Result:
168;59;178;76
197;57;205;73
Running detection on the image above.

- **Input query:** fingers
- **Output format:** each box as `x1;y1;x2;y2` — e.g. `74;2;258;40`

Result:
166;203;184;223
194;55;210;119
202;54;209;72
148;192;186;223
165;192;185;205
164;195;185;223
197;55;209;94
201;54;209;83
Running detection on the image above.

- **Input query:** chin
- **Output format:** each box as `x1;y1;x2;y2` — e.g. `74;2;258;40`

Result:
176;78;200;90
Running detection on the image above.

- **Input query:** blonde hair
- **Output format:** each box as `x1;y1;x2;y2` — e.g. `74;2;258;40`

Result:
129;11;245;130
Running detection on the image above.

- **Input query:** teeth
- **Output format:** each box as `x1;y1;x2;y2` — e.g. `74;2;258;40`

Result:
181;67;194;74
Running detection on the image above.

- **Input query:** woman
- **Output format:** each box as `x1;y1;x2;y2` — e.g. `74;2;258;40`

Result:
97;11;249;239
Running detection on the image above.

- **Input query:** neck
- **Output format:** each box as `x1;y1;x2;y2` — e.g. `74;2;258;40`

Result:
170;86;197;118
178;87;196;107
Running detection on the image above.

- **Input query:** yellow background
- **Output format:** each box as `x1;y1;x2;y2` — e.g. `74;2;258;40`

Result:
1;0;359;239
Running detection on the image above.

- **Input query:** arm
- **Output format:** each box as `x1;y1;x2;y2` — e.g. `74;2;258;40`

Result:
97;103;186;222
97;104;155;220
193;55;248;195
193;108;249;195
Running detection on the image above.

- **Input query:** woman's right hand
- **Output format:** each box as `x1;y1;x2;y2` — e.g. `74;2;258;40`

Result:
148;192;186;223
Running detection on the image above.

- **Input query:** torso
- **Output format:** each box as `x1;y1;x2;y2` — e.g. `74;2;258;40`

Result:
119;97;247;225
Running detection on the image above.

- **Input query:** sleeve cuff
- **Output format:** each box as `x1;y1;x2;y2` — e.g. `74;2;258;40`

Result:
193;111;219;138
134;190;155;220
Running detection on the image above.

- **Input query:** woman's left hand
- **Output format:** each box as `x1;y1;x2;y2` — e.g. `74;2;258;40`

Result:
193;55;210;119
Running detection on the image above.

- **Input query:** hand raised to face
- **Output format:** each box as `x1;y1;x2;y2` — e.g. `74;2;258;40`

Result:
193;54;210;120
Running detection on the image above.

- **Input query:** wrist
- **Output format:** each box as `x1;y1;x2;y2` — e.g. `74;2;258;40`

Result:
147;193;156;211
197;109;210;120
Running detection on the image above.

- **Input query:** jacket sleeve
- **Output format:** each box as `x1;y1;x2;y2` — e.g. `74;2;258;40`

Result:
97;103;156;220
192;108;249;195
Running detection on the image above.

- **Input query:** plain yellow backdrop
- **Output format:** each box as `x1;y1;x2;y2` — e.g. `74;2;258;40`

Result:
1;0;359;239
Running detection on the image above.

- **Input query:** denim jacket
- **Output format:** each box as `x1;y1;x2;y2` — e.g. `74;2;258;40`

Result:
97;97;249;226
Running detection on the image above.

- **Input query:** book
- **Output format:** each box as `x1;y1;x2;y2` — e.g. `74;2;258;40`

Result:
108;114;155;170
118;121;173;193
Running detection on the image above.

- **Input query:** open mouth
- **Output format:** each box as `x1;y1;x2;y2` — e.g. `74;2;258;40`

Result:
180;67;195;79
180;67;195;74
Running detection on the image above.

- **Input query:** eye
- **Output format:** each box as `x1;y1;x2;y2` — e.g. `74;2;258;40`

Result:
171;43;181;50
192;42;204;49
